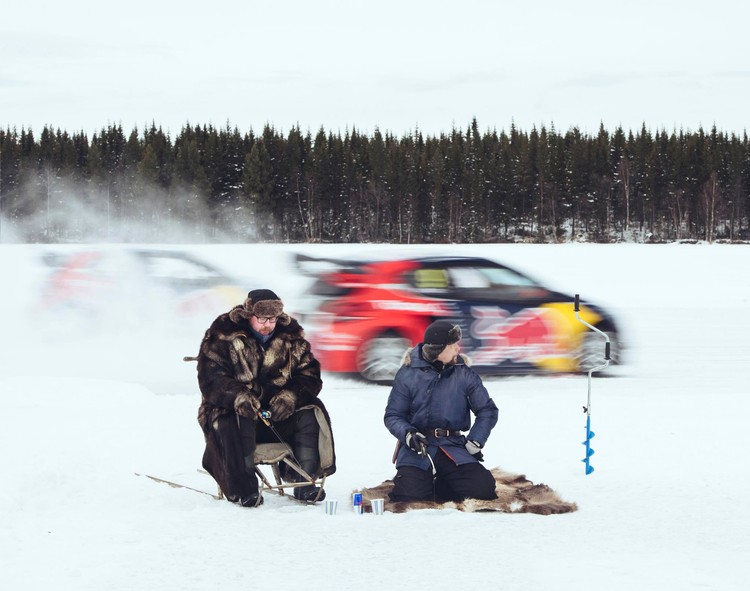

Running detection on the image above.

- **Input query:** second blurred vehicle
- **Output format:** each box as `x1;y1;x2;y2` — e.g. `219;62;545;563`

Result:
36;247;246;336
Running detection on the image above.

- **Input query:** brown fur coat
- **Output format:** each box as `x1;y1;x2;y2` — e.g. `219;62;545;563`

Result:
354;467;577;514
194;307;336;497
196;308;327;430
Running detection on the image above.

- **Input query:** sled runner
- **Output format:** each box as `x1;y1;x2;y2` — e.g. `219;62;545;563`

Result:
252;442;326;502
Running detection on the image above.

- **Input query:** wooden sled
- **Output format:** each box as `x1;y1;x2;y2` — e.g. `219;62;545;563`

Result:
252;442;326;502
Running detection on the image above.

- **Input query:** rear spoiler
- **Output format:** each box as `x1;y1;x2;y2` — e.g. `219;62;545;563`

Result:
293;253;364;277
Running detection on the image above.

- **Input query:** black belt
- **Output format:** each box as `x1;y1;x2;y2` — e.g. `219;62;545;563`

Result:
428;428;462;437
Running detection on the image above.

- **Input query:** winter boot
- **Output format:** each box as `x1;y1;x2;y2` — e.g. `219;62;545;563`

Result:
294;485;325;502
238;491;264;507
292;446;325;502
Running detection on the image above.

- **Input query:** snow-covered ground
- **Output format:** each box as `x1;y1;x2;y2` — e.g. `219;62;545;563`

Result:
1;242;749;590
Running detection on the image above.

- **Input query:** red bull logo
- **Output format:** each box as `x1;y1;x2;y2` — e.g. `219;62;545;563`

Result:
468;306;559;365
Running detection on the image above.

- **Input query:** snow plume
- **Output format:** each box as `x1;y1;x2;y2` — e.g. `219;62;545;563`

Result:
4;242;251;394
4;172;262;244
0;215;22;243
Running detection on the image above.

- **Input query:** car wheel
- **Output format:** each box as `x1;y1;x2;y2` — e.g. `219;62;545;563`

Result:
577;330;619;371
356;332;412;383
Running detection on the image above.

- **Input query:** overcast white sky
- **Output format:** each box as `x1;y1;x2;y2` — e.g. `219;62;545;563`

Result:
2;0;749;138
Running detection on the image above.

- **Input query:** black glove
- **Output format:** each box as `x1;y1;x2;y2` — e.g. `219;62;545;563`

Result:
234;392;261;418
405;430;427;454
269;390;297;422
465;439;484;461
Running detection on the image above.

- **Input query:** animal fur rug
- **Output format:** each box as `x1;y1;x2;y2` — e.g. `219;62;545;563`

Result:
354;467;577;515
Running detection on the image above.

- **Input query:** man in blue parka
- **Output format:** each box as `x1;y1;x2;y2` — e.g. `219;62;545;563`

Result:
384;320;499;502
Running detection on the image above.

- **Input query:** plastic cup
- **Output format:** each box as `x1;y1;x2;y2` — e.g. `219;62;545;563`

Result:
324;499;338;515
371;498;385;515
353;492;363;514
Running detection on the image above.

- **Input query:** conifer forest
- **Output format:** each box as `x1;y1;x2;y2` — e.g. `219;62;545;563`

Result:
1;118;748;243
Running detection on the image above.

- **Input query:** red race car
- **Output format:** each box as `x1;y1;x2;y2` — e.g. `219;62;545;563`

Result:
294;254;622;382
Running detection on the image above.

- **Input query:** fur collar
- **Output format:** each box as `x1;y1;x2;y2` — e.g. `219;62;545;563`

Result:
402;346;471;368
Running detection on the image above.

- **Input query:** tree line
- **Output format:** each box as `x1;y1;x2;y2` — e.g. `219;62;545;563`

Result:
1;118;748;243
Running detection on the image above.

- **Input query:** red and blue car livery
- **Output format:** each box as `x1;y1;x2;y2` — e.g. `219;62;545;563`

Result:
295;254;621;382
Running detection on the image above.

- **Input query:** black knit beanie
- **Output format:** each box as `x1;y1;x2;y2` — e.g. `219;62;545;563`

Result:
421;320;462;362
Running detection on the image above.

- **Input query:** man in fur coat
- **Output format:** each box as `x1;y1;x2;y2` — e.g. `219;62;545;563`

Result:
196;288;335;507
384;320;498;503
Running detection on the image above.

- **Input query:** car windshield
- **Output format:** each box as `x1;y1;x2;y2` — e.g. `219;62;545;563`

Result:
448;266;538;288
140;253;223;280
409;262;548;302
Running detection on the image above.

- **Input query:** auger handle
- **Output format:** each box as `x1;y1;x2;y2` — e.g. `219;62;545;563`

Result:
573;294;612;366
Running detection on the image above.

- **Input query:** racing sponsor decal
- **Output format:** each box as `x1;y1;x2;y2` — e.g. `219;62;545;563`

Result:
370;300;448;314
467;306;559;365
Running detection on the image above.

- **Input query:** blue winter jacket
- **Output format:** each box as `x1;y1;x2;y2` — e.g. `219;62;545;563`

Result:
384;345;499;471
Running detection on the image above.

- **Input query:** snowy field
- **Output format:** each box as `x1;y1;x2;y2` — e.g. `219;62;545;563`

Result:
1;242;749;590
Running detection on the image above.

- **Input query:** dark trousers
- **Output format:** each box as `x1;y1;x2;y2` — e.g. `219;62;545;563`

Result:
390;449;497;503
215;409;320;497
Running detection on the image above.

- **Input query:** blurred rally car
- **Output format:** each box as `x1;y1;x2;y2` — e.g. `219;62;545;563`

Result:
294;253;622;382
35;247;245;335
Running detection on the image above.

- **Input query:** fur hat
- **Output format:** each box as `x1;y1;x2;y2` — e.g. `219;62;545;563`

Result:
421;320;462;362
229;288;286;324
243;289;284;318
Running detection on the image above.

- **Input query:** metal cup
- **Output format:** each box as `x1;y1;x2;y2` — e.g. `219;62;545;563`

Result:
324;499;338;515
371;498;385;515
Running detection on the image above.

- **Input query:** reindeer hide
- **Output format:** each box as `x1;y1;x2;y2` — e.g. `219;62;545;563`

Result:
354;467;578;515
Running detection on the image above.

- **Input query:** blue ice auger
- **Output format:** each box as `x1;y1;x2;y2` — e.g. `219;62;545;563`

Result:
574;294;610;475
